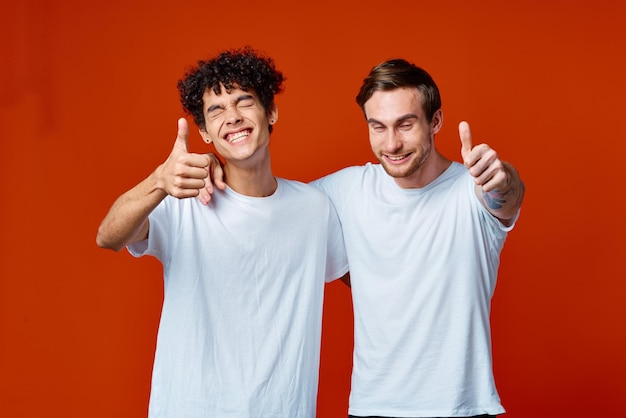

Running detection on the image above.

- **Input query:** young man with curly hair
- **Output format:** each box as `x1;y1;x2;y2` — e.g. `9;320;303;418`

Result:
96;47;348;418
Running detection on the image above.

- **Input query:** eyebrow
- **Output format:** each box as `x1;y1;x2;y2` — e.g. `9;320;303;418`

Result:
367;113;419;125
206;94;256;113
235;94;255;104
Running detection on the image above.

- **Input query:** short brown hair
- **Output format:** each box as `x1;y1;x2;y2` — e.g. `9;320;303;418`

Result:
356;59;441;122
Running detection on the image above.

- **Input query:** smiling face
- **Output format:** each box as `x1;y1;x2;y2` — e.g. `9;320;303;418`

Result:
199;85;277;166
364;87;443;187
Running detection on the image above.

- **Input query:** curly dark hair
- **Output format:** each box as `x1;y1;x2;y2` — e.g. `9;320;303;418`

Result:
177;46;285;133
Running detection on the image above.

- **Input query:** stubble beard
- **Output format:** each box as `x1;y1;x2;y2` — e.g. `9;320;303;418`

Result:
379;140;432;180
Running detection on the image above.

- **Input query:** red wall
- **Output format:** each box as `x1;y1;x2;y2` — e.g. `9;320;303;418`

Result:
1;0;625;416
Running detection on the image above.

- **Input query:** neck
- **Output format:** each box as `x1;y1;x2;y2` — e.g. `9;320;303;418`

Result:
223;155;277;197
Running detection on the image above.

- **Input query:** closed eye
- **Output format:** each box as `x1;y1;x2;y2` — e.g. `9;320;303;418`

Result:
207;106;225;118
237;98;254;108
236;94;256;108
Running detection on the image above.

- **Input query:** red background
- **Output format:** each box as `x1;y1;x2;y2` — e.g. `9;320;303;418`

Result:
1;0;625;416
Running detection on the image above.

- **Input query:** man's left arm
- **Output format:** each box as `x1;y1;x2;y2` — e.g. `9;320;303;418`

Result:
459;121;525;226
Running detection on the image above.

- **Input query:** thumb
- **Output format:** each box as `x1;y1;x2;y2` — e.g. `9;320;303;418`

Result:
174;118;189;152
458;121;473;156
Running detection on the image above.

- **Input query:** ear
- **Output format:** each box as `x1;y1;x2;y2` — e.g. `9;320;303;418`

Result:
199;128;213;144
431;108;443;135
268;103;278;125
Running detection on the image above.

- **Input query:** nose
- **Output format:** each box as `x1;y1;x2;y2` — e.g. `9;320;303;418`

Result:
383;130;402;153
224;106;243;125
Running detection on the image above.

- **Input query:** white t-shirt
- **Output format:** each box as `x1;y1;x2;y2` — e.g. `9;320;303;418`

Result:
129;178;348;418
313;162;514;417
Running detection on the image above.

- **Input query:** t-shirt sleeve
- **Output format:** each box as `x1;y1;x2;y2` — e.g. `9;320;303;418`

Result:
324;199;349;283
310;167;355;217
126;198;171;263
311;169;356;282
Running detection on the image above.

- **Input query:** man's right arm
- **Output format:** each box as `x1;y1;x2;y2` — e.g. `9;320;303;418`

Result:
96;173;168;251
96;118;211;251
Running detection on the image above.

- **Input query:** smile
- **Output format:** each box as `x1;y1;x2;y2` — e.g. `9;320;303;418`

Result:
226;129;251;143
385;153;412;162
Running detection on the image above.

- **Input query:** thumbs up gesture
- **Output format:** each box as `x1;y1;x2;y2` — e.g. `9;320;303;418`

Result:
155;118;211;199
459;121;510;193
459;121;524;219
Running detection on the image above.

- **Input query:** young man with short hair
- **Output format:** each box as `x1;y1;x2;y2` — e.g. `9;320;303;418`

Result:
313;59;524;418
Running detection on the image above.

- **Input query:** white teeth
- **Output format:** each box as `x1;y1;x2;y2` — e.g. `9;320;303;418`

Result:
388;155;407;161
228;131;249;143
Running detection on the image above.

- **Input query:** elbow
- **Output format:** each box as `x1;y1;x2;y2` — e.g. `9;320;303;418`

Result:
95;227;124;252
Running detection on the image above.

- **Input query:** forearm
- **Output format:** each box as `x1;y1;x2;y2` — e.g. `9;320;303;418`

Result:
479;161;525;224
96;171;167;251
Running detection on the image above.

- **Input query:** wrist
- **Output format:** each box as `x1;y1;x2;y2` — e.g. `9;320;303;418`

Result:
150;165;169;196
